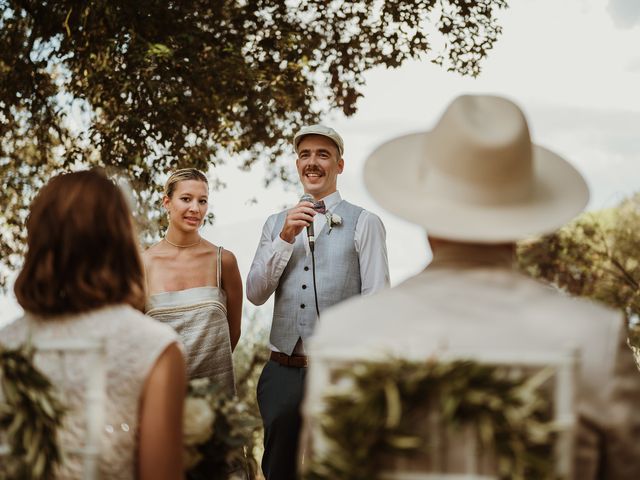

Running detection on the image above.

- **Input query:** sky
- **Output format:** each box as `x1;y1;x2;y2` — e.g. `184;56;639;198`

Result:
1;0;639;326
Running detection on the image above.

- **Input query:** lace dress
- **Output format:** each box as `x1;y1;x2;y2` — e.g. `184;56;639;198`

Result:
0;304;179;479
146;246;235;393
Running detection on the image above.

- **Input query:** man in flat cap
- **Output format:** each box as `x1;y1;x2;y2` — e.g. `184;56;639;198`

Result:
247;124;390;479
303;95;640;478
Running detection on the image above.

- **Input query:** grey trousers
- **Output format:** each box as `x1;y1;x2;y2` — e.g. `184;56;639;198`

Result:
257;359;307;480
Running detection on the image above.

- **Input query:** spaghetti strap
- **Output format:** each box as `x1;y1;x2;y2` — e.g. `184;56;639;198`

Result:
217;246;223;287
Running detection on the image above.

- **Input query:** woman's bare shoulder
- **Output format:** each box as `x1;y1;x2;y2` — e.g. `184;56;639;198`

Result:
197;240;237;268
220;247;239;269
198;238;219;256
142;241;166;262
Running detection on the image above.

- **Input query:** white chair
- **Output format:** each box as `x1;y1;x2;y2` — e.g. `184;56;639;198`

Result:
0;337;106;480
315;348;578;480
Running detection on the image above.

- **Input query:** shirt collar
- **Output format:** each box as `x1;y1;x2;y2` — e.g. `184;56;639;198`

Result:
318;191;342;211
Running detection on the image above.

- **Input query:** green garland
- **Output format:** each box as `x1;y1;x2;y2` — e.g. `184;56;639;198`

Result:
305;359;558;480
0;345;66;480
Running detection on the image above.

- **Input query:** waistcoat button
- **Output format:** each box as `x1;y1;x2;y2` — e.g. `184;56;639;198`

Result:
302;284;307;289
300;304;305;309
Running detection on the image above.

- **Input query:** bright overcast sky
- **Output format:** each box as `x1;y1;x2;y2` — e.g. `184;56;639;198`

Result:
1;0;639;324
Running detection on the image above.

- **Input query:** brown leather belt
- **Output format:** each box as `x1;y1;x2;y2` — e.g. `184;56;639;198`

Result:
270;351;308;368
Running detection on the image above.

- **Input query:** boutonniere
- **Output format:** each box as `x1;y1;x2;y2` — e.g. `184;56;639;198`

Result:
325;212;342;234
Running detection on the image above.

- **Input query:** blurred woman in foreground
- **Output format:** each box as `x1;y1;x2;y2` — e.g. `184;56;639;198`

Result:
0;170;186;480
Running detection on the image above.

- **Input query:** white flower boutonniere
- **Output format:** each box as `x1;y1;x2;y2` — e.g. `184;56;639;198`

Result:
325;212;342;234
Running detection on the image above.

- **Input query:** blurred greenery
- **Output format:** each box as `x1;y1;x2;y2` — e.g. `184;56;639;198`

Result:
0;344;65;480
517;193;640;319
0;0;509;287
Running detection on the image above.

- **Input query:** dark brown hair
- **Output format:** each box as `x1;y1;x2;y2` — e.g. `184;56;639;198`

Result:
15;170;146;315
164;168;208;198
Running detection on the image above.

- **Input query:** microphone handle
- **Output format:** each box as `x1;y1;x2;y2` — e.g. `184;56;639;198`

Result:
300;193;316;251
307;222;315;251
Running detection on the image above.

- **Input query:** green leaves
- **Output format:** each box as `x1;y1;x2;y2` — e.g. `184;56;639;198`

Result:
305;359;557;480
0;345;66;480
146;43;173;58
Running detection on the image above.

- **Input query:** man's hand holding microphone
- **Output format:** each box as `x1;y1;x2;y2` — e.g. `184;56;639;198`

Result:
280;194;320;251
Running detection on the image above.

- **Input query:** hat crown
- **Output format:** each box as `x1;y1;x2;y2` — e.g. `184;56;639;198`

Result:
425;95;533;205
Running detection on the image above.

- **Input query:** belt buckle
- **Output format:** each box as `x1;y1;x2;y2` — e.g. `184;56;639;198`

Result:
295;355;308;368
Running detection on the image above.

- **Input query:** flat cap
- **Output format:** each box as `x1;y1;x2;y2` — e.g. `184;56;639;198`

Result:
293;124;344;156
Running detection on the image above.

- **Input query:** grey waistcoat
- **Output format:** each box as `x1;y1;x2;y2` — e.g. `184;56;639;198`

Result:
269;200;363;355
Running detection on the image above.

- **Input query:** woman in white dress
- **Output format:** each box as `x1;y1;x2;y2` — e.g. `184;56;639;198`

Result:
0;170;186;479
143;168;242;393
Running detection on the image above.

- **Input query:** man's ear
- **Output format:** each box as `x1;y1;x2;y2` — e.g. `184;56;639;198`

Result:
337;157;345;174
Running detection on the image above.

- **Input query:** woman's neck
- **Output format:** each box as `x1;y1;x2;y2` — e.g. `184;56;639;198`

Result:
163;227;201;248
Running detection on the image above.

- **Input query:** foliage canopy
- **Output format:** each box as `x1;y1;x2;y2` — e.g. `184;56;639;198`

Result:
0;0;508;287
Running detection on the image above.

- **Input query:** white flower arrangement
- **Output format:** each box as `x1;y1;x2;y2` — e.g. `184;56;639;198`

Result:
182;377;261;478
183;396;216;446
325;212;342;234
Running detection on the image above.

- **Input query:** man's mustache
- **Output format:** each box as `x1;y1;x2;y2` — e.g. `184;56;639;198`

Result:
304;167;325;175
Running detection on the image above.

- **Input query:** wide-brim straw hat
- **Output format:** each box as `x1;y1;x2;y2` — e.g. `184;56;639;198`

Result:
364;94;589;243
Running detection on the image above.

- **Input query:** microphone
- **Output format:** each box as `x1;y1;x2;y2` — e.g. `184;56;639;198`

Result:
300;193;316;251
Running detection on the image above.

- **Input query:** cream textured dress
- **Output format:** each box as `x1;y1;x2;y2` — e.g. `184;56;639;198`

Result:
0;304;179;479
146;246;235;393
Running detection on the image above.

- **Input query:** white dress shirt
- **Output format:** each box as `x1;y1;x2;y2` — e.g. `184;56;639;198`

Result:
246;190;390;306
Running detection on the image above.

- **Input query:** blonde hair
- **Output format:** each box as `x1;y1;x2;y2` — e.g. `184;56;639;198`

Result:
164;168;208;198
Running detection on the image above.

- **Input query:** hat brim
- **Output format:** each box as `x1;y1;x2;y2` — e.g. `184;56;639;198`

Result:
364;132;589;243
